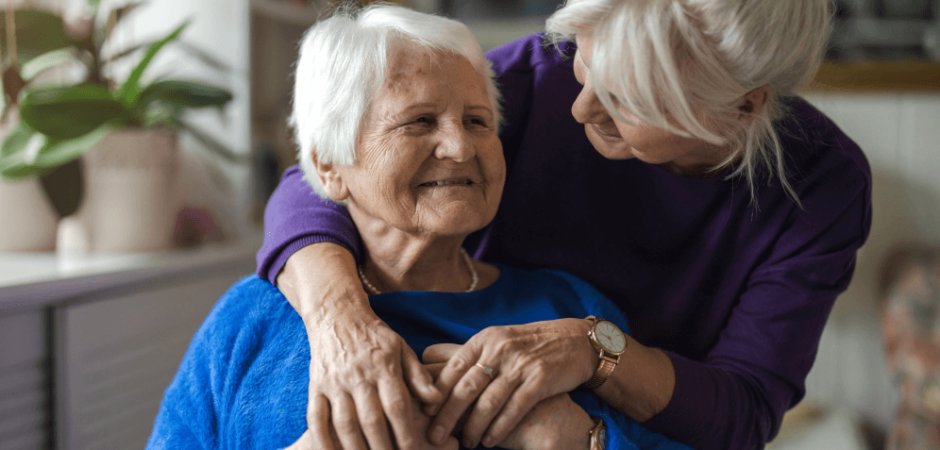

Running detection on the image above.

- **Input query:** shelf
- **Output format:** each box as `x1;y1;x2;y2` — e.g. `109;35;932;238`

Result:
807;60;940;92
249;0;324;27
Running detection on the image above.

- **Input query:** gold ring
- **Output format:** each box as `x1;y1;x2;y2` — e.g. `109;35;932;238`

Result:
474;363;495;380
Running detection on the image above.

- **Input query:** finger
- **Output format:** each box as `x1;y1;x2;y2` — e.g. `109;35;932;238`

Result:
402;344;443;405
353;387;396;450
422;343;463;364
441;436;460;450
481;381;544;447
378;377;421;450
460;376;517;446
427;363;493;445
310;394;337;450
428;345;481;416
331;393;369;450
424;362;447;381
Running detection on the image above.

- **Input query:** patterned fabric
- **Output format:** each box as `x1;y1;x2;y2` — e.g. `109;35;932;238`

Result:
882;249;940;450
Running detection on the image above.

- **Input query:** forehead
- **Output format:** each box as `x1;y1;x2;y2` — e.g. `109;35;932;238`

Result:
380;42;486;99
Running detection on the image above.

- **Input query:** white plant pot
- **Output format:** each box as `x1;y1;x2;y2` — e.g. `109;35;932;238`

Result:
0;177;58;252
80;129;181;253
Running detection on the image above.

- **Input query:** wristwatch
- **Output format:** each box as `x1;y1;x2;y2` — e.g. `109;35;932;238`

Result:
589;416;607;450
584;315;627;389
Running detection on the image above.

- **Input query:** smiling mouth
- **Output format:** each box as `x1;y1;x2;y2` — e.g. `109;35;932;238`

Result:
419;180;474;187
592;124;621;139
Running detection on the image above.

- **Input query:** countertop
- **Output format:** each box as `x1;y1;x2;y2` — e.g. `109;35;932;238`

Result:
0;234;263;310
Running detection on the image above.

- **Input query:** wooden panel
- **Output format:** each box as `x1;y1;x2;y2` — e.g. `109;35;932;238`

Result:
0;310;51;450
53;266;253;450
808;61;940;92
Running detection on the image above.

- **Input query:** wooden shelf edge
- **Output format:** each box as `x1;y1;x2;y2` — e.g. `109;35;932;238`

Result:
806;60;940;92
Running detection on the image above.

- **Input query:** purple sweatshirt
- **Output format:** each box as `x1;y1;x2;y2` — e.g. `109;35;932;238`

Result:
257;34;872;450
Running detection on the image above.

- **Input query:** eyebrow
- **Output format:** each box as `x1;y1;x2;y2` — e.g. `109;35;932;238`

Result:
465;104;493;114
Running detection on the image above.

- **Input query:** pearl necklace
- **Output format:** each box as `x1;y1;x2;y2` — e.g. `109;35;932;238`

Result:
357;248;479;295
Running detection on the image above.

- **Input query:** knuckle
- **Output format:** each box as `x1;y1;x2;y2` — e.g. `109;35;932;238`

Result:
475;395;500;414
333;416;358;434
361;413;384;430
450;354;473;372
457;376;485;395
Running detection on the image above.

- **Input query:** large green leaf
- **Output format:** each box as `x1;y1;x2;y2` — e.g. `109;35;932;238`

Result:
21;48;76;81
0;122;44;179
33;125;110;169
0;10;74;60
20;85;130;139
117;21;188;107
138;80;232;110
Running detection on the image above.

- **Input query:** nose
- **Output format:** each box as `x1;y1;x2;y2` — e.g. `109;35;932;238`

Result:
571;79;610;125
434;123;475;163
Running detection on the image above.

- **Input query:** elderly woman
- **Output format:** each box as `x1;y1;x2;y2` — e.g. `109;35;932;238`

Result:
146;6;691;450
261;1;872;450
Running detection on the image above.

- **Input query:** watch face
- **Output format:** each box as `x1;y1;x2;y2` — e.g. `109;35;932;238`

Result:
595;321;627;353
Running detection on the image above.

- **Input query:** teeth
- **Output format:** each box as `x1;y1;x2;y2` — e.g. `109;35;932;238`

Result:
422;180;472;187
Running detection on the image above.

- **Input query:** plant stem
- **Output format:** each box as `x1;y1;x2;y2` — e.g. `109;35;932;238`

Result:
5;0;17;68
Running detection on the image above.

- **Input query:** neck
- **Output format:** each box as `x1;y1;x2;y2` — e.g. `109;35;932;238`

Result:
351;208;474;294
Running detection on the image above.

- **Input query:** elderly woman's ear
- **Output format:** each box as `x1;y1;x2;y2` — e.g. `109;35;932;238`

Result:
310;150;350;202
736;84;771;124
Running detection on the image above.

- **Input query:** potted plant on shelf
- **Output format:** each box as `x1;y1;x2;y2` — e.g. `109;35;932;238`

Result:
0;3;238;253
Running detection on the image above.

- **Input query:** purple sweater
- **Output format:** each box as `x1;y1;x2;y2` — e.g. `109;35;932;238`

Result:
257;34;872;450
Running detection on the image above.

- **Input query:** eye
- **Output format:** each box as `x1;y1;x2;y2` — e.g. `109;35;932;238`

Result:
466;117;488;128
415;117;431;124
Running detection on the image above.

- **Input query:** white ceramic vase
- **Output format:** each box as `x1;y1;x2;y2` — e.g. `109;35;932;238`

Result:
0;177;58;252
79;128;180;253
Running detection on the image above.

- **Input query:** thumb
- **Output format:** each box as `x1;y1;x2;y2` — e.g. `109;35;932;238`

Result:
422;343;463;364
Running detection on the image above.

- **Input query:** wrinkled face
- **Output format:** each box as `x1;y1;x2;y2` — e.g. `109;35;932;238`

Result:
571;33;719;173
336;44;505;238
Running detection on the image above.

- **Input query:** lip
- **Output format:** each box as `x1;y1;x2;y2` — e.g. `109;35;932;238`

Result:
591;123;622;140
415;175;482;188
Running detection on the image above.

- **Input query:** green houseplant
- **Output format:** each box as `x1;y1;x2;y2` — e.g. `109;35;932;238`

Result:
0;3;238;252
0;9;236;180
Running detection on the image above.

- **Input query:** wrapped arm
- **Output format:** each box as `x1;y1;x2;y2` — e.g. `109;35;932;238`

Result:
643;166;872;449
256;166;362;282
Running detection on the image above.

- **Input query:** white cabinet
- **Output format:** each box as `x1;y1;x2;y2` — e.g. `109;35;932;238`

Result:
0;239;259;450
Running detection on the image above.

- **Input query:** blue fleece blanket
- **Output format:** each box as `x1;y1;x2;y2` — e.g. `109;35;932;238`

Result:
146;265;692;450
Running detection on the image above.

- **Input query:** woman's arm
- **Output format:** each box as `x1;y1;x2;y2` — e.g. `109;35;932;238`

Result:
425;168;872;450
421;319;674;448
259;169;442;450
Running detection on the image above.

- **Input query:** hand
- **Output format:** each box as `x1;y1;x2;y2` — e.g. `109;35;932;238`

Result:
276;243;444;450
498;393;594;450
305;305;444;450
287;398;461;450
422;319;597;448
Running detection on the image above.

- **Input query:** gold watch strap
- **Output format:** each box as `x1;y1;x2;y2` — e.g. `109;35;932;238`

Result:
589;416;606;450
585;353;618;389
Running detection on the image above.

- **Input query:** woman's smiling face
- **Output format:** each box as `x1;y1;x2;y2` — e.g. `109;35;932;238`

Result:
570;33;724;175
332;43;505;237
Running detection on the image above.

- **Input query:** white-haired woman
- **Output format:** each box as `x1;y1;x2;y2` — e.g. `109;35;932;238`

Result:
146;6;695;450
262;1;871;450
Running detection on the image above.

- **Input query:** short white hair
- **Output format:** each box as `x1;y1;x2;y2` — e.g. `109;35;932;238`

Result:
291;3;502;199
546;0;833;205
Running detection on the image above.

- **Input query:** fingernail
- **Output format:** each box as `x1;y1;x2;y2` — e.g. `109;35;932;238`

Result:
482;435;496;448
463;437;477;448
431;425;445;444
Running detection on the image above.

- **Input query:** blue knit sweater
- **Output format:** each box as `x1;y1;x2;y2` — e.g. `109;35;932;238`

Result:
146;266;691;450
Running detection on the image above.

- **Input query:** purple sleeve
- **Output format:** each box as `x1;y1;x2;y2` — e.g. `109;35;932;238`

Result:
256;166;362;283
644;160;872;449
